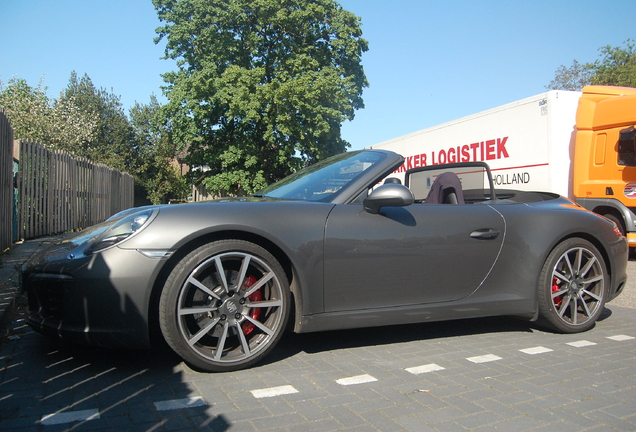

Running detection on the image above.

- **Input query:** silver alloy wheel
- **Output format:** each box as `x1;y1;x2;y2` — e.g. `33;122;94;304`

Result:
176;250;285;364
549;246;604;326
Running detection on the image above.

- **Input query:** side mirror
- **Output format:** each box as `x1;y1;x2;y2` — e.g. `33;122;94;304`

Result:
363;184;414;214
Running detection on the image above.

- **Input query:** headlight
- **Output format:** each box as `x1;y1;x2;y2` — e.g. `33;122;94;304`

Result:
87;209;156;253
105;205;157;222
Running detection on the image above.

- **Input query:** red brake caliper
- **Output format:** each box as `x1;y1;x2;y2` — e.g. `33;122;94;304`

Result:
241;276;262;335
552;277;562;307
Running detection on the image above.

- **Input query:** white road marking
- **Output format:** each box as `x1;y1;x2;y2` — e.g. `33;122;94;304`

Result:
607;334;635;341
405;364;446;375
567;340;597;348
466;354;502;364
520;346;553;355
41;409;100;425
154;396;207;411
336;374;378;385
251;385;298;398
36;335;633;426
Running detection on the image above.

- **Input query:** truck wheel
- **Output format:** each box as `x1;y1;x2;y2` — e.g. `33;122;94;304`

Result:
159;240;290;372
537;238;608;333
603;213;625;236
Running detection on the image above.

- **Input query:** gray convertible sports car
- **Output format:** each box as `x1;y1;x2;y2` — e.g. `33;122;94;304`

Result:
23;149;628;372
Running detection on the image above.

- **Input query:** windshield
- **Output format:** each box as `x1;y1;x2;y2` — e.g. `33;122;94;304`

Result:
258;151;386;201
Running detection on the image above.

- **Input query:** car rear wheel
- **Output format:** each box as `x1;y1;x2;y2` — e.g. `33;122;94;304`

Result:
537;238;608;333
159;240;290;372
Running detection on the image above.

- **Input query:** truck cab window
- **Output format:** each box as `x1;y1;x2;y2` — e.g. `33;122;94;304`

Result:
618;127;636;166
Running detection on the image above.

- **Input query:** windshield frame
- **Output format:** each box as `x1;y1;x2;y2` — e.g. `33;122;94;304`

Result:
256;151;390;203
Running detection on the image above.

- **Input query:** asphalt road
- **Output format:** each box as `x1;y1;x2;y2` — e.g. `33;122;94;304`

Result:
1;260;636;431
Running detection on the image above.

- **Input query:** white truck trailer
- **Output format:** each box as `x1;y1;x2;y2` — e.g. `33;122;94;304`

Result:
369;86;636;246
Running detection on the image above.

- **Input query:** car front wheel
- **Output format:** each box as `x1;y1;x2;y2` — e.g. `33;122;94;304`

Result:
537;238;608;333
159;240;290;372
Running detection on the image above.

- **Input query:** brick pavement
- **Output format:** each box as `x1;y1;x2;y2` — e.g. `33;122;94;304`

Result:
1;298;635;431
0;238;51;338
1;239;636;431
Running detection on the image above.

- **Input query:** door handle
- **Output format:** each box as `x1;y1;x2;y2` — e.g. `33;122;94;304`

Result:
470;229;500;240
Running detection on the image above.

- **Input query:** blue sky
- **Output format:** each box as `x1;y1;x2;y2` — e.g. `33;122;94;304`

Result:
1;0;634;150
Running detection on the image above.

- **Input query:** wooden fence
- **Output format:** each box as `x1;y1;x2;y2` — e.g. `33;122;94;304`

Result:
0;108;14;252
0;107;135;248
16;139;134;240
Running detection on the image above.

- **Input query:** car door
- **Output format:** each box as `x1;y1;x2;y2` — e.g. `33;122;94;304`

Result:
323;200;505;313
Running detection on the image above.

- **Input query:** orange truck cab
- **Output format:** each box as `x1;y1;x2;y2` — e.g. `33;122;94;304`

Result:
574;86;636;246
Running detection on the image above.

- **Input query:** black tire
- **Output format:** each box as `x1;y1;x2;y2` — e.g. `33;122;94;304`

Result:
603;213;625;236
537;238;608;333
159;240;290;372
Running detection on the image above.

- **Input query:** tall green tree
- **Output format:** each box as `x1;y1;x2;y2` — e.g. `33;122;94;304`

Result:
153;0;369;196
0;77;97;148
129;95;188;204
58;72;134;172
547;39;636;90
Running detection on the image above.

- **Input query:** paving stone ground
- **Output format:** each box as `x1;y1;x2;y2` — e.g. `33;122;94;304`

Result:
1;239;635;431
0;238;48;336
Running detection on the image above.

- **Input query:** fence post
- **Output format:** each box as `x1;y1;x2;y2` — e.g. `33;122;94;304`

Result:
0;108;14;251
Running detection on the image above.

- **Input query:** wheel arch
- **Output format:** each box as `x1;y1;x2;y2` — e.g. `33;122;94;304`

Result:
592;206;626;232
146;230;302;348
542;231;614;288
535;233;611;332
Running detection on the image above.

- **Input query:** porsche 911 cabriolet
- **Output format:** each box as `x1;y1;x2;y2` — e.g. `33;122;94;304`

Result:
23;149;628;372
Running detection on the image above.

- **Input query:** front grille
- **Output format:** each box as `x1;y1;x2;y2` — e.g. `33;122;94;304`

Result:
25;275;74;320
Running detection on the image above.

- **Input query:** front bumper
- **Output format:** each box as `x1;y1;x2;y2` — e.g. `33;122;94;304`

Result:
23;243;168;349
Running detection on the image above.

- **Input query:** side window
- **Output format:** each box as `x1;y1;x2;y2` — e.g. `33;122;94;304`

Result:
405;163;494;204
618;127;636;166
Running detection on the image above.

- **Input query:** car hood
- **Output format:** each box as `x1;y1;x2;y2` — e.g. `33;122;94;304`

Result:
108;196;290;220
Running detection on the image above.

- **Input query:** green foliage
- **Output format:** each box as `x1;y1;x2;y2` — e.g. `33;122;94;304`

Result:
592;40;636;87
0;77;98;148
0;78;51;141
153;0;368;196
547;40;636;90
1;74;189;206
546;60;595;91
129;95;189;204
59;72;134;172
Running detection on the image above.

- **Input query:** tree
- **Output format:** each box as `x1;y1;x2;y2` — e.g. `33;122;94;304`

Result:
592;40;636;87
0;77;97;148
58;72;133;172
153;0;369;196
546;60;595;91
129;95;188;204
0;74;133;165
1;74;189;205
547;40;636;90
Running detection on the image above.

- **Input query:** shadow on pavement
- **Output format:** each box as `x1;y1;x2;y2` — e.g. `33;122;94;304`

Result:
265;315;538;365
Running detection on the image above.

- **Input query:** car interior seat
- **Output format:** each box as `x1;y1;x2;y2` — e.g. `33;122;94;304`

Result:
425;172;464;204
